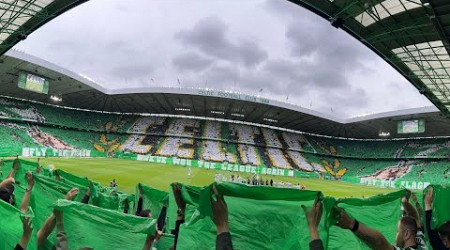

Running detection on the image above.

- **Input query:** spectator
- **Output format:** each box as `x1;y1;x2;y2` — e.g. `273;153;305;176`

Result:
0;182;15;206
81;182;92;204
136;183;152;217
123;198;130;214
53;209;68;250
110;179;117;188
54;170;63;182
402;190;421;228
302;195;324;250
424;187;450;250
336;207;426;250
211;185;233;250
36;158;42;174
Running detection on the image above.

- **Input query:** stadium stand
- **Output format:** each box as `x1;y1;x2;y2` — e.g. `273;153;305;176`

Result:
1;98;450;183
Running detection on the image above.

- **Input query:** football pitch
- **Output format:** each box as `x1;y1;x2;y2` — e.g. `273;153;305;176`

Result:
34;157;395;198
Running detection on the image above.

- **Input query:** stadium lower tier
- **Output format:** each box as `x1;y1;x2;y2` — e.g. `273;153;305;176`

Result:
2;96;450;159
0;121;449;185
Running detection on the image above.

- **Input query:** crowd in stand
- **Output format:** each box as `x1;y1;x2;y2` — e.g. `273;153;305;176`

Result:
0;158;450;249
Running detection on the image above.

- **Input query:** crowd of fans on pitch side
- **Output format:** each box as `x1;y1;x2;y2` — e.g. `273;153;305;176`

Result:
0;158;449;250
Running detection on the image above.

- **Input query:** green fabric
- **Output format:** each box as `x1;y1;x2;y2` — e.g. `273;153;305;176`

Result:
166;183;201;233
0;196;38;250
134;183;168;218
328;190;406;250
0;159;37;184
54;199;156;249
30;174;89;246
155;234;176;249
427;184;450;229
2;159;448;250
56;169;91;187
177;182;334;250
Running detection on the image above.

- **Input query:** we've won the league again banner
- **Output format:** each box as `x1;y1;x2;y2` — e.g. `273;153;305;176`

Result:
136;155;295;177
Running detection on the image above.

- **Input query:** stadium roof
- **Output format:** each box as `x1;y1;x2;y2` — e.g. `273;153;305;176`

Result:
288;0;450;116
0;0;87;56
2;50;450;139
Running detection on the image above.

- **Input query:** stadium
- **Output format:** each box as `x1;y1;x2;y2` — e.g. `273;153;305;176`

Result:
1;0;450;250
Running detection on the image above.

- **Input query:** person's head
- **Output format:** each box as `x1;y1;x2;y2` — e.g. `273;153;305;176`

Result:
138;209;152;218
438;221;450;247
0;184;15;205
395;216;417;247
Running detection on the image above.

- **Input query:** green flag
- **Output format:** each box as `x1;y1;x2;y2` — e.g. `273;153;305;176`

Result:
177;182;334;250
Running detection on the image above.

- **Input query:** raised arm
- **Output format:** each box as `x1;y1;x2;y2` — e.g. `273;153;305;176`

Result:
136;183;144;216
301;195;324;250
7;158;20;179
16;217;33;250
336;207;392;250
171;183;186;250
54;209;68;250
410;193;423;220
211;185;233;250
37;187;79;247
0;177;15;189
20;172;34;213
81;181;92;204
402;190;420;227
424;188;446;250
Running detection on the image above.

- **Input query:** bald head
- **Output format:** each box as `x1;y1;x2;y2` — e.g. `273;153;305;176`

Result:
400;216;418;235
396;216;418;247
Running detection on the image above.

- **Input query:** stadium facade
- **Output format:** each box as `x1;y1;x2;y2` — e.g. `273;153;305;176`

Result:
0;50;449;190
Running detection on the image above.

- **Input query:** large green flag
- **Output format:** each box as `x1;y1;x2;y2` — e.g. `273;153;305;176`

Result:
428;185;450;229
166;183;201;233
328;190;406;250
0;193;38;250
177;182;335;250
53;199;157;249
0;159;37;184
134;183;168;218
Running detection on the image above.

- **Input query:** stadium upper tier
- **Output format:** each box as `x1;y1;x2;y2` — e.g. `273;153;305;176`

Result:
2;51;450;139
1;97;450;184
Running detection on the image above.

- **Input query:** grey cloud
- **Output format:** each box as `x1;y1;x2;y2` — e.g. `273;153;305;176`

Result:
203;64;240;85
175;17;268;67
109;63;153;80
316;87;370;116
172;52;213;72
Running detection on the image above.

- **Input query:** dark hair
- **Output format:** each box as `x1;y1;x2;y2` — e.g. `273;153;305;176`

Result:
438;221;450;241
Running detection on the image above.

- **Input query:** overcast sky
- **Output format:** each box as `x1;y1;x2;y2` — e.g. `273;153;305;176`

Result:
14;0;433;118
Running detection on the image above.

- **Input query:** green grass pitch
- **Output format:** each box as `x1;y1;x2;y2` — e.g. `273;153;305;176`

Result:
35;157;395;198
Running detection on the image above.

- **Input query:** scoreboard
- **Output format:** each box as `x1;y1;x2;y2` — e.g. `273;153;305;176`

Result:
397;119;425;134
18;71;49;94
